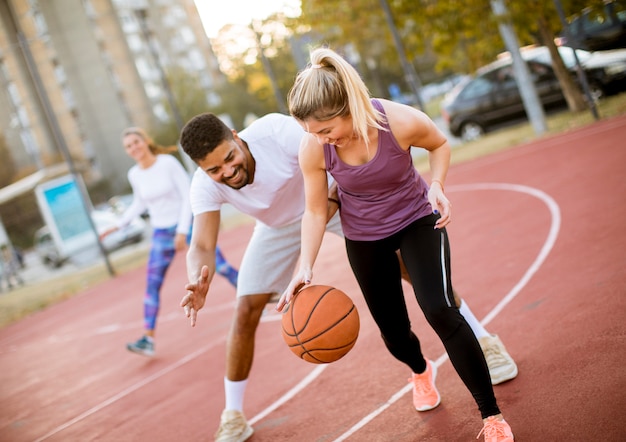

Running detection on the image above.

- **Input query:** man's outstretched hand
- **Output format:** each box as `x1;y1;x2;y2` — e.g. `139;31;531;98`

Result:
181;265;210;327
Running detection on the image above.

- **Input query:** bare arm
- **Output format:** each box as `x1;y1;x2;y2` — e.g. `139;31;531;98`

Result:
326;179;340;221
379;99;452;229
181;210;221;326
276;136;329;312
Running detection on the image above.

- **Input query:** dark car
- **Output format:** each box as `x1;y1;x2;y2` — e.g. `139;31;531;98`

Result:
441;45;626;141
441;54;566;142
562;0;626;52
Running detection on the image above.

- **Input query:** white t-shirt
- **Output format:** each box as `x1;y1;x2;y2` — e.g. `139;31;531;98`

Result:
189;113;306;228
119;154;192;235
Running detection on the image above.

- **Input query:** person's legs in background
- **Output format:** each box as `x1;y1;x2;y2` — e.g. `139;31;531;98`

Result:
127;227;176;357
215;245;239;288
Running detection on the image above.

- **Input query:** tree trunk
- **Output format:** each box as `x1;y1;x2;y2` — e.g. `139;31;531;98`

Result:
537;16;588;112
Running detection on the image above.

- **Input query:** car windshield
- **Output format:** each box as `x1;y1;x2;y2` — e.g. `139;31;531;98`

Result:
459;77;494;99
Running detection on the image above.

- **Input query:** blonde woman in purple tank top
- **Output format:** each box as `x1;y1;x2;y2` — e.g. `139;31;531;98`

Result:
277;47;515;442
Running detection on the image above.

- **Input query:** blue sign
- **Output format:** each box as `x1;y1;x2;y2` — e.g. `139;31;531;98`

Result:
35;174;96;257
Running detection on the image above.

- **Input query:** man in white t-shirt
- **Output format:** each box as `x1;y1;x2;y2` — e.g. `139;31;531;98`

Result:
179;113;517;442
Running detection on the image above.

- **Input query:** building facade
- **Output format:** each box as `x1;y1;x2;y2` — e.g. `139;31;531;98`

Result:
0;0;224;194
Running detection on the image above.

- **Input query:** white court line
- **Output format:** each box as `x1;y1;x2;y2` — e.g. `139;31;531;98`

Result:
249;365;327;425
47;300;236;343
34;341;225;442
35;183;560;441
331;183;561;441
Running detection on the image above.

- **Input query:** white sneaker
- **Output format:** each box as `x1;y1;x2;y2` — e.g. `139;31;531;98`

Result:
214;409;253;442
479;334;518;385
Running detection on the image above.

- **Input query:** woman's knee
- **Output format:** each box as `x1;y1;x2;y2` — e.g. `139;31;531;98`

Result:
422;304;462;336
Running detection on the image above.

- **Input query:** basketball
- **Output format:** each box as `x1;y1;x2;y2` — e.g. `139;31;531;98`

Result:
281;285;360;364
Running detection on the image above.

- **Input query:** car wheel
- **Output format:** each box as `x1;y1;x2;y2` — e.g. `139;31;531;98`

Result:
460;121;485;142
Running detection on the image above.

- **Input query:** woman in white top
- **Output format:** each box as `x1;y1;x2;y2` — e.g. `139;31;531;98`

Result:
103;127;237;357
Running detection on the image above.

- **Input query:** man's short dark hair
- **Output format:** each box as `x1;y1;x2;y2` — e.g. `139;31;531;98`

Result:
180;113;234;161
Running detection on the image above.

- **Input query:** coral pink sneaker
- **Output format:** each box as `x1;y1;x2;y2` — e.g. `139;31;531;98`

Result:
408;359;441;411
476;416;514;441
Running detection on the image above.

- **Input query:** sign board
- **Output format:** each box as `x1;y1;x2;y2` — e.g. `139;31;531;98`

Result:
35;174;97;258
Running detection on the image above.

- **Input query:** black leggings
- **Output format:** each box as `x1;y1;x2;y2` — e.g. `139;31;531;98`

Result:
345;214;500;418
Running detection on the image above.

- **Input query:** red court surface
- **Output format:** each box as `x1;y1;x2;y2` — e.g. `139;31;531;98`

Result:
1;115;625;441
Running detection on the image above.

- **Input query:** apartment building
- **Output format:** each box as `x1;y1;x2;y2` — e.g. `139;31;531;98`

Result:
0;0;224;194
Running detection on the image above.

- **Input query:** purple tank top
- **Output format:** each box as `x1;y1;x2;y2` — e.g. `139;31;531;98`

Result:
323;99;432;241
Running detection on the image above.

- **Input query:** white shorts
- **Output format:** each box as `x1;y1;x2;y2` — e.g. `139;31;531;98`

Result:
236;212;343;299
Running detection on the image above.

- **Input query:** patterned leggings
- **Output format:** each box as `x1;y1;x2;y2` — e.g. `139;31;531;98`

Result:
143;227;239;331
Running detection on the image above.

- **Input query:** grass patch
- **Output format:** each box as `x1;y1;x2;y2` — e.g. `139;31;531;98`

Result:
0;248;149;329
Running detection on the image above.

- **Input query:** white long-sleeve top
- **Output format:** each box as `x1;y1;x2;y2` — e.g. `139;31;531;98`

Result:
117;154;192;235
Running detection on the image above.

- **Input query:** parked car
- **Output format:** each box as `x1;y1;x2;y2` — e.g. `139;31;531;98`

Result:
95;193;149;219
533;45;626;96
34;209;146;268
441;45;626;141
561;0;626;52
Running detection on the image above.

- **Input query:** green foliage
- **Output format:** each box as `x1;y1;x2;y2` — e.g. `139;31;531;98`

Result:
204;0;613;124
149;66;216;144
298;0;412;93
0;192;42;250
211;76;268;130
296;0;611;74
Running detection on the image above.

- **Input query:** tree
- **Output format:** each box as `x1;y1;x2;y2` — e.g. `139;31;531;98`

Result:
0;133;16;188
297;0;421;96
210;14;301;123
211;76;268;130
296;0;602;113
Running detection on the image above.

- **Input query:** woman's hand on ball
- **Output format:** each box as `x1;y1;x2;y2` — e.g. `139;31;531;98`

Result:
276;268;312;312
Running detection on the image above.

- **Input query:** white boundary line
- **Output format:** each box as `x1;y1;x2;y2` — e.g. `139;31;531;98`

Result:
331;183;561;441
34;183;561;441
34;342;224;442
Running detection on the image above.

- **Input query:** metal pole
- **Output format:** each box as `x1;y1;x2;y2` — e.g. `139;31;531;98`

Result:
15;30;115;277
553;0;600;120
491;0;548;136
379;0;425;112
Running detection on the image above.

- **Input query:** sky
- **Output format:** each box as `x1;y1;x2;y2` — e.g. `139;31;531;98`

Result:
194;0;300;38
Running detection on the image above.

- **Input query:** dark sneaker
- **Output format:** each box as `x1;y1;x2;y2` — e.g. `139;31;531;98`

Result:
127;336;154;357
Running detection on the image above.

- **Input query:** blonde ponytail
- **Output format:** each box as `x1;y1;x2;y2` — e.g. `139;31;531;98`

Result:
288;47;385;146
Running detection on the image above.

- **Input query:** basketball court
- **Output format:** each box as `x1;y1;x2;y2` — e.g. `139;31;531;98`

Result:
1;115;625;441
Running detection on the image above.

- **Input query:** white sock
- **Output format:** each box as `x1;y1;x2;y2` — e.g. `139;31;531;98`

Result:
224;377;248;412
459;300;490;339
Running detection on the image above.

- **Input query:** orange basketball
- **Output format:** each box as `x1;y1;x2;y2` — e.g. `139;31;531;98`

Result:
281;285;360;364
